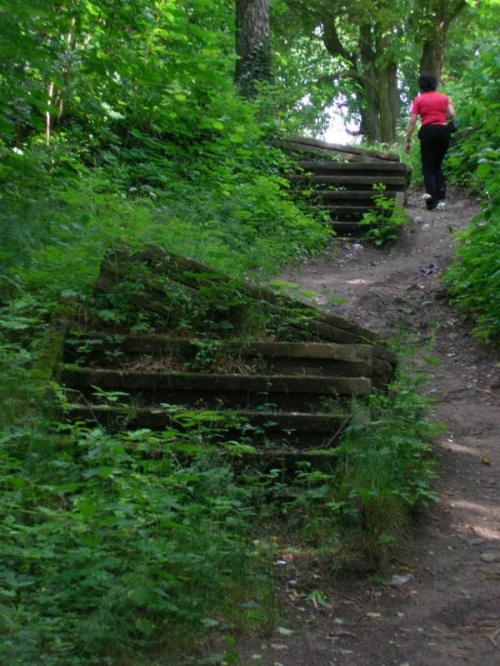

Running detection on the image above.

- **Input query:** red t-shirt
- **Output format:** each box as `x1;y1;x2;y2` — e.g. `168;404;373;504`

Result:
411;91;450;125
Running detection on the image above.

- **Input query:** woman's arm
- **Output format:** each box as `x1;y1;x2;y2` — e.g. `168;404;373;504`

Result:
405;113;418;153
446;103;456;119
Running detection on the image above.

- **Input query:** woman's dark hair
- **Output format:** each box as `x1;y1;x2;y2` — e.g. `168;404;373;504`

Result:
418;72;438;92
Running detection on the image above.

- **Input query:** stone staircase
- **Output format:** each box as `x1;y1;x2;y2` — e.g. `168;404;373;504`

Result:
49;245;398;473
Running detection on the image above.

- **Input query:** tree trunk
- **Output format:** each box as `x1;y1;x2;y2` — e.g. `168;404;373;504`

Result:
377;60;398;144
321;18;399;144
235;0;272;97
358;25;398;144
417;0;467;80
419;26;446;78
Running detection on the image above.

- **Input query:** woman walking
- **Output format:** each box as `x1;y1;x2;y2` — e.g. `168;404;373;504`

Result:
405;72;456;211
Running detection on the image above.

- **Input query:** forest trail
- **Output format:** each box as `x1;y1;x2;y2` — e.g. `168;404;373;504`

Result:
235;189;500;666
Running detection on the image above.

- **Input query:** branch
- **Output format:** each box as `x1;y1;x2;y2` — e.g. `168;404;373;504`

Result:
322;20;355;65
447;0;467;24
316;68;377;92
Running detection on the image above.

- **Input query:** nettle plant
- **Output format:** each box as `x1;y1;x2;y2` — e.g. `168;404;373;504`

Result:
360;184;408;246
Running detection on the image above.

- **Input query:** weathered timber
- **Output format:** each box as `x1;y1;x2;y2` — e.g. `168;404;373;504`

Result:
294;161;409;176
321;205;385;216
281;136;401;162
54;244;401;471
244;448;340;473
66;404;350;447
91;246;396;387
64;336;374;378
280;136;411;233
287;174;407;188
62;368;371;398
95;245;378;342
318;190;396;201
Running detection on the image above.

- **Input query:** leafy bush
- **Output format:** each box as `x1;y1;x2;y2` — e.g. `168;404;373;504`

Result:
445;41;500;191
331;369;440;565
441;41;500;342
442;147;500;342
264;363;440;568
0;369;274;664
359;184;409;246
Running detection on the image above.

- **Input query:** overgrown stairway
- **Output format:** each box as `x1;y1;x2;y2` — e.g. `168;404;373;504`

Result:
49;245;397;472
282;136;412;233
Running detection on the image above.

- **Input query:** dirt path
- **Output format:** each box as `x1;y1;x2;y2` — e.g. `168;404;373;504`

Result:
235;190;500;666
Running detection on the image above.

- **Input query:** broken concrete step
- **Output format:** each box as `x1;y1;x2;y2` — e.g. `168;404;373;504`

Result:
66;404;350;447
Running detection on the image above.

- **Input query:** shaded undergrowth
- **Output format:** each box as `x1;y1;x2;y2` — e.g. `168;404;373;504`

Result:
0;334;439;665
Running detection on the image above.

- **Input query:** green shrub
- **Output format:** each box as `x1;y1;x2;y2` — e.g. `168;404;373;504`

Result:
359;184;409;246
0;412;274;665
443;148;500;342
434;41;500;342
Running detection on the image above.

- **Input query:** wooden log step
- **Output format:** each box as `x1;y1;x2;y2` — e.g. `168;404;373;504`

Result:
244;448;339;473
281;136;401;162
330;220;368;233
64;336;373;378
317;190;396;202
66;404;350;447
92;246;398;386
324;206;376;217
94;246;383;345
293;161;409;175
287;175;408;188
62;368;371;396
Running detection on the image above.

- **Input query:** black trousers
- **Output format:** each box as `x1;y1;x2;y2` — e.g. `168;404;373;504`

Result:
418;124;451;210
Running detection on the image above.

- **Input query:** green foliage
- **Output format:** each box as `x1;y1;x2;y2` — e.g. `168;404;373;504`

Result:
445;39;500;191
1;140;328;310
0;357;274;664
330;369;439;565
442;148;500;342
359;185;409;246
0;0;482;661
264;363;439;567
440;41;500;342
0;299;441;665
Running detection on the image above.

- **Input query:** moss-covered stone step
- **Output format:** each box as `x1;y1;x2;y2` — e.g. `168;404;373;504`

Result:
66;404;350;447
63;336;374;378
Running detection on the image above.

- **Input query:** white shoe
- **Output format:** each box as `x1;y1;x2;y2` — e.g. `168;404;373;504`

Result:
436;202;446;210
422;194;432;200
